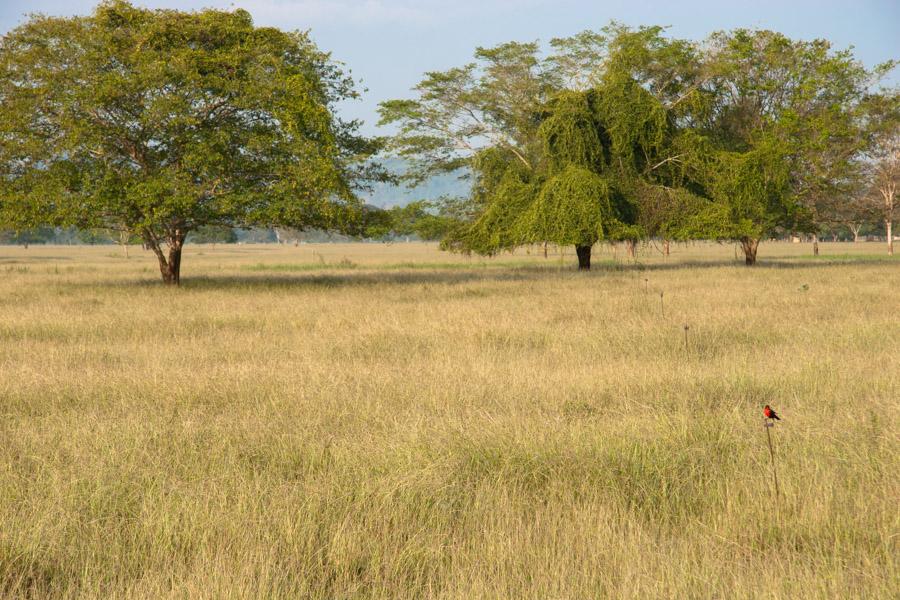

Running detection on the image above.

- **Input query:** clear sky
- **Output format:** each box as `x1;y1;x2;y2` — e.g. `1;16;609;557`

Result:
2;0;898;135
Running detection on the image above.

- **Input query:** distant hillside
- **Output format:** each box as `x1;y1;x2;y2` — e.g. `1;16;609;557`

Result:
360;158;470;208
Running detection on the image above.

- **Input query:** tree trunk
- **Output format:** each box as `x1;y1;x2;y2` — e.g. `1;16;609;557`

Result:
145;231;186;285
740;237;759;266
663;239;670;257
575;245;591;270
543;241;548;258
168;240;183;284
118;230;131;258
812;233;819;256
888;219;894;256
626;239;636;259
850;223;861;243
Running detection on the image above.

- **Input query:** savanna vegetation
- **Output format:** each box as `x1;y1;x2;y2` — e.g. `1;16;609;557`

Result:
380;25;899;268
0;242;898;598
1;1;898;598
0;0;387;284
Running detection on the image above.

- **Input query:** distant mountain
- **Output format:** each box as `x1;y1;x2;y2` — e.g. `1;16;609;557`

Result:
360;158;470;208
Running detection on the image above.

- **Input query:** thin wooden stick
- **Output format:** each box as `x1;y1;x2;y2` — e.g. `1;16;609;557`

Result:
765;421;780;500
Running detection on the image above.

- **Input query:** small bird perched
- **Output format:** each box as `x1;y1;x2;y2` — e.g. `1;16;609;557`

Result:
763;405;781;421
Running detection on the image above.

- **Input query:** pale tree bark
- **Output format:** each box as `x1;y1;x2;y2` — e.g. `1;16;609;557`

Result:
118;230;130;258
849;223;861;242
812;233;819;256
873;136;897;256
887;218;894;256
883;188;895;256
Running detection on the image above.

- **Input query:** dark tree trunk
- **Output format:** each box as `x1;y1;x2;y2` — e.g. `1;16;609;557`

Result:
575;245;592;270
543;241;548;258
167;241;183;285
144;230;186;285
740;237;759;266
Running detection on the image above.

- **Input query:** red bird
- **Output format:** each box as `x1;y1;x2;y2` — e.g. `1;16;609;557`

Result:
763;405;781;420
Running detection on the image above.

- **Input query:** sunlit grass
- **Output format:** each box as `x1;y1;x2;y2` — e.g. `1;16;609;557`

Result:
0;240;897;598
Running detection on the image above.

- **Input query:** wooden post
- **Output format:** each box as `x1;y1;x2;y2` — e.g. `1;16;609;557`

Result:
659;291;664;318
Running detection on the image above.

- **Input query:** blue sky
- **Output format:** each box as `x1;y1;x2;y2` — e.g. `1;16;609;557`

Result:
2;1;898;135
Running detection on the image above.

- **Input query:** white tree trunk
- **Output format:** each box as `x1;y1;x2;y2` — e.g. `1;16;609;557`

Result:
888;219;894;256
885;187;895;256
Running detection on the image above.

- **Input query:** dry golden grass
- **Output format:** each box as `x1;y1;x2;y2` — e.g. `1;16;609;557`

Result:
0;241;898;598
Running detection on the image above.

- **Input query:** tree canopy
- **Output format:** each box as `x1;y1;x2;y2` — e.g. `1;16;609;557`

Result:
381;24;896;267
0;0;384;283
381;25;714;268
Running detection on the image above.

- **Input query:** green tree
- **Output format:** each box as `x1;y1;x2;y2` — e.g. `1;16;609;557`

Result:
859;90;900;255
381;25;709;269
696;30;894;264
0;226;55;247
361;200;457;242
188;225;238;244
0;0;383;284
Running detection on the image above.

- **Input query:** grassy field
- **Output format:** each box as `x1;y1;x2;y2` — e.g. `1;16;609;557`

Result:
0;241;897;598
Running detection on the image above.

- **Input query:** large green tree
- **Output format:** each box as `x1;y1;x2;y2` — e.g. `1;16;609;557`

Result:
0;0;382;283
382;25;894;268
694;30;894;264
380;25;710;270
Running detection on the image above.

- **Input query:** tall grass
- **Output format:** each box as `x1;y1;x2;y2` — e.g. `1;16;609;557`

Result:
0;241;897;598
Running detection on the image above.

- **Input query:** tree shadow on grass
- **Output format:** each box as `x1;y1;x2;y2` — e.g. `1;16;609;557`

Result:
60;254;897;292
126;266;565;291
633;256;898;272
0;256;74;263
